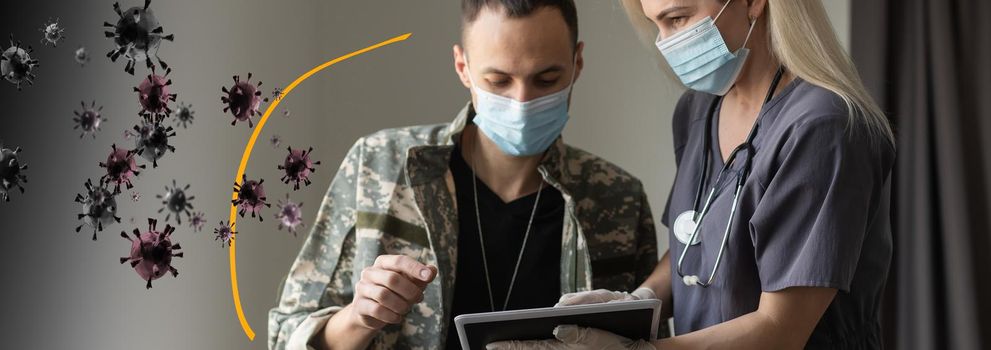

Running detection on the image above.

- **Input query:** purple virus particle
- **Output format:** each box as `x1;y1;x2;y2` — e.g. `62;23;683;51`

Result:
0;143;28;202
104;0;174;75
73;100;106;139
275;194;304;236
174;102;194;129
279;146;321;191
1;35;40;91
99;143;145;194
157;179;194;224
189;211;206;232
40;18;66;47
232;174;270;221
221;72;268;128
132;120;176;168
133;67;175;121
269;134;282;148
214;220;237;248
74;46;90;67
74;179;121;240
119;218;182;289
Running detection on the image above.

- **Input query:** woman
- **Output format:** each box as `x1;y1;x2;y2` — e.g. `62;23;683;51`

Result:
489;0;895;348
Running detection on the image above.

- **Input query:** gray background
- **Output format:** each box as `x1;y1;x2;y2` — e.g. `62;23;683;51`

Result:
0;1;848;348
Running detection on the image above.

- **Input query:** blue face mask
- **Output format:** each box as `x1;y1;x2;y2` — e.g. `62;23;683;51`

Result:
655;0;756;96
464;53;577;157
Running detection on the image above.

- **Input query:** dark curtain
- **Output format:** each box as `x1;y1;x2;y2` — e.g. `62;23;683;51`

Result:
851;0;991;349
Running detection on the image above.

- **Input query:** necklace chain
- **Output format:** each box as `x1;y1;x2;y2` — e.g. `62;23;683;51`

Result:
469;141;544;312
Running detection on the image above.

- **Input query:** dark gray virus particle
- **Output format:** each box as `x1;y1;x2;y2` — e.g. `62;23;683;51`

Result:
157;179;194;224
232;174;270;221
0;143;28;202
271;88;283;101
221;72;268;128
99;143;144;194
75;179;121;240
174;102;194;128
282;109;291;118
269;134;282;148
279;146;321;191
275;194;304;236
132;120;176;168
73;100;106;139
74;46;90;67
214;220;237;248
131;191;141;202
40;18;66;47
189;211;205;232
1;35;40;91
104;0;174;75
120;218;182;289
134;67;175;121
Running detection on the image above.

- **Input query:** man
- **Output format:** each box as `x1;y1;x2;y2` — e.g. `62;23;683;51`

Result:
268;1;660;348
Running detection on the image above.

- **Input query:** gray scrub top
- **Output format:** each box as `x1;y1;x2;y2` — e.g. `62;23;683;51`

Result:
661;78;896;349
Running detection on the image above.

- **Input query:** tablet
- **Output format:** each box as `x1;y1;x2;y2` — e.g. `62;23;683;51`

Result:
454;299;662;350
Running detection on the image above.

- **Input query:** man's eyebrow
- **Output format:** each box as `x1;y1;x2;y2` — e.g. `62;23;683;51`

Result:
480;65;565;76
657;6;691;21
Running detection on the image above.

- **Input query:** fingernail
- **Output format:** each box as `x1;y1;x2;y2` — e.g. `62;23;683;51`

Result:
420;268;431;280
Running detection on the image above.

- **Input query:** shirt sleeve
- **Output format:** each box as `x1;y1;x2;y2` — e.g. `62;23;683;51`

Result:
661;91;697;228
749;114;892;293
268;138;363;350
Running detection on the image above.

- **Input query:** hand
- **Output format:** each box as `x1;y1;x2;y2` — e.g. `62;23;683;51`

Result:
348;255;438;330
556;287;656;306
486;325;656;350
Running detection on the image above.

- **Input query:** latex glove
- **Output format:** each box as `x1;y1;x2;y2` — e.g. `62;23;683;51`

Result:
556;287;656;306
486;325;656;350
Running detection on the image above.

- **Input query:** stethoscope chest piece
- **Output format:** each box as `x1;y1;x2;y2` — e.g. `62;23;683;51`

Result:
673;210;702;245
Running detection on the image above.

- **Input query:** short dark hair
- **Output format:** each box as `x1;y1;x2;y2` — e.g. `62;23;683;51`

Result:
461;0;579;47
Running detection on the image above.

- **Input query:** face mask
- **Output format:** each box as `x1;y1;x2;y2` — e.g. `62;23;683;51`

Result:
464;53;577;157
655;0;757;96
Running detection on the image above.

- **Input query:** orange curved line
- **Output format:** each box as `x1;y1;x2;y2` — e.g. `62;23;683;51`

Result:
228;32;412;341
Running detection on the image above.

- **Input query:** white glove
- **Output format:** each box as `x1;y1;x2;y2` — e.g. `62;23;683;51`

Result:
556;287;657;306
486;325;657;350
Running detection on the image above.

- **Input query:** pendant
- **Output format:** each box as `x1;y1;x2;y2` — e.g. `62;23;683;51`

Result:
673;210;701;245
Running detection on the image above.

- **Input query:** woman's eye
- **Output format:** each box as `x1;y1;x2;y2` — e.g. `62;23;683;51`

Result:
537;79;558;87
670;16;687;27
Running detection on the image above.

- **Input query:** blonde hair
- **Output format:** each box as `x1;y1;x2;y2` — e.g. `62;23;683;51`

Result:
621;0;895;146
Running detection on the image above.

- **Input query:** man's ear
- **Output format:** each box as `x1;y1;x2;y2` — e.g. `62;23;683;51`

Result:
453;44;472;89
573;41;586;84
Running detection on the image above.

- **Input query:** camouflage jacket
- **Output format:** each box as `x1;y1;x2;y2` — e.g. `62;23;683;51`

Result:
268;103;658;349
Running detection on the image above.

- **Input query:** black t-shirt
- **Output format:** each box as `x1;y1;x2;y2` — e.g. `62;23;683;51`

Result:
444;144;565;349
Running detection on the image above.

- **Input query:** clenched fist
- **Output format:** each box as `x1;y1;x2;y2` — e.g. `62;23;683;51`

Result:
348;255;438;330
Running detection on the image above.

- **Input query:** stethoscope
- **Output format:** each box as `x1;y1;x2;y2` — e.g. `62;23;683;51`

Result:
674;66;785;288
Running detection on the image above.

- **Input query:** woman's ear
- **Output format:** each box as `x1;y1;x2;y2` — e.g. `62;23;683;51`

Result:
747;0;769;20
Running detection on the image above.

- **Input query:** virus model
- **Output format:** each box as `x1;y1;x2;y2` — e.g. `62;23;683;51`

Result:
40;18;65;47
133;67;175;121
1;35;40;90
0;143;28;202
188;211;206;232
232;174;270;221
132;120;176;168
75;179;121;240
221;72;268;128
173;102;194;128
73;100;106;139
99;143;144;194
269;134;282;148
214;220;237;248
74;46;90;67
279;146;321;191
131;191;141;202
271;88;283;101
275;194;304;236
157;179;194;224
104;0;174;75
120;218;182;289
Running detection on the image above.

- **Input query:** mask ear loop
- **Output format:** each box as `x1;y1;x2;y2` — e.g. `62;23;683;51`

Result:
713;0;734;22
740;16;758;50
